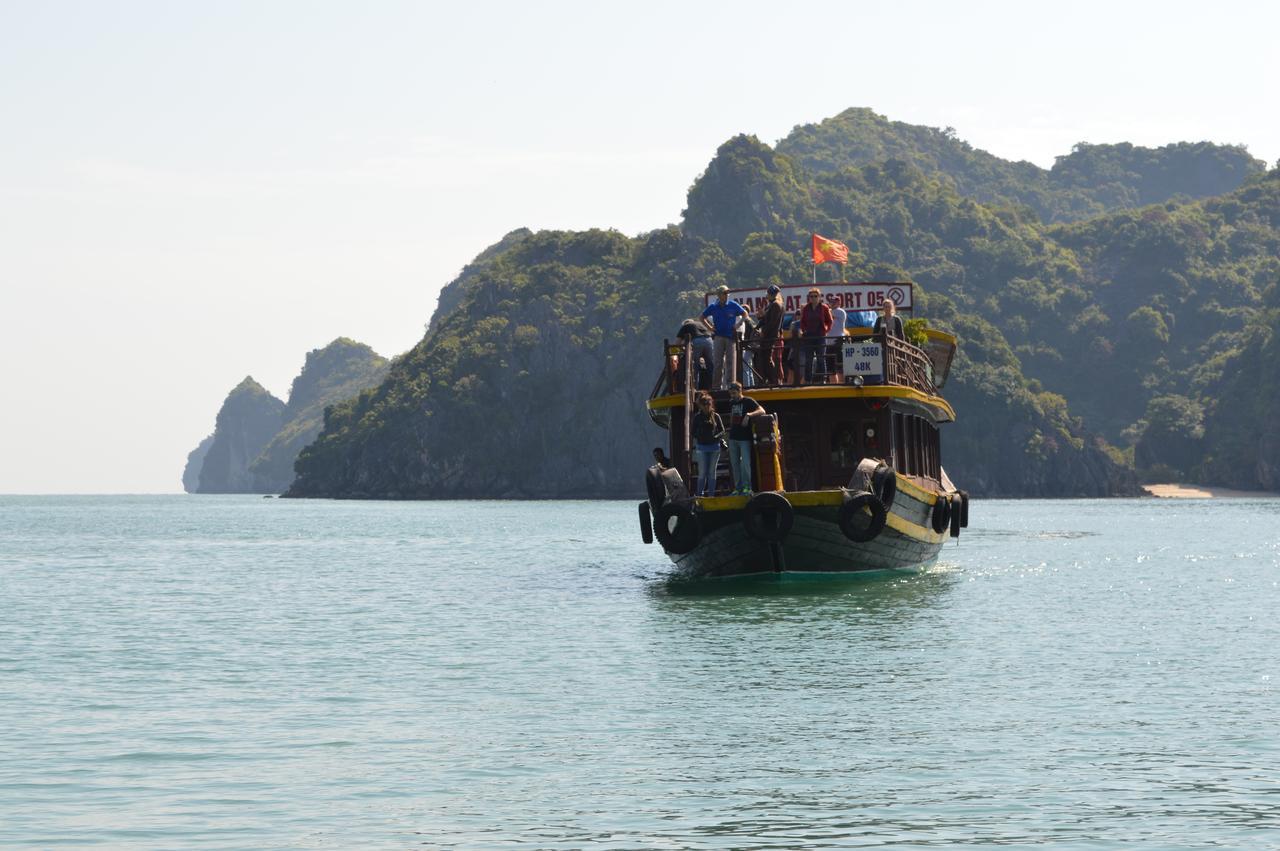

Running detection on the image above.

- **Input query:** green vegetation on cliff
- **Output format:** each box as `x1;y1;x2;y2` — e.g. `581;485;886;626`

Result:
288;230;723;498
1198;279;1280;489
286;110;1280;499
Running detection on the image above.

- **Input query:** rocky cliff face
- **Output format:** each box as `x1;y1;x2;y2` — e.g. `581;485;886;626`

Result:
182;434;213;493
196;378;286;493
187;339;388;494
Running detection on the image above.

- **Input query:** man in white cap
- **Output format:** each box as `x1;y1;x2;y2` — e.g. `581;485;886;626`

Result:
700;284;746;389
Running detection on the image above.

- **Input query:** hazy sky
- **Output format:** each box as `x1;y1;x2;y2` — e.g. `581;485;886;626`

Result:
2;0;1276;493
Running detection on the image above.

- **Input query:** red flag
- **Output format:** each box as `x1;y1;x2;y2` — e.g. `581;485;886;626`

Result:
812;233;849;264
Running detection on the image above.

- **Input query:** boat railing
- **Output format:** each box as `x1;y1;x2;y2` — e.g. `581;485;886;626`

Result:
651;331;938;399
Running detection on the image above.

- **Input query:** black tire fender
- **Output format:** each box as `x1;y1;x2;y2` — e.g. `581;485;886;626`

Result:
931;494;951;534
838;491;886;543
949;494;961;538
638;501;653;544
743;491;794;542
872;464;897;511
959;490;969;528
654;501;701;554
645;466;666;512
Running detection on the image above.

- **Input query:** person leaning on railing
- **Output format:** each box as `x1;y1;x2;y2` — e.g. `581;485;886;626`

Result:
675;317;714;391
874;298;905;340
797;287;833;383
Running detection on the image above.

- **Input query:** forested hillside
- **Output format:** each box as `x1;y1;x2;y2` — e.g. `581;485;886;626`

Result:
285;109;1279;499
778;108;1265;223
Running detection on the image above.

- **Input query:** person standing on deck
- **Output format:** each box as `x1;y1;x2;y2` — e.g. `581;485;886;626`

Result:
831;303;848;339
691;393;725;497
828;302;849;383
798;287;833;383
701;285;747;389
874;298;906;340
756;285;785;385
736;304;760;388
727;381;767;495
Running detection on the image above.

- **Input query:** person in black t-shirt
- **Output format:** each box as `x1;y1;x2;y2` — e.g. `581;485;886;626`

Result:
726;381;766;495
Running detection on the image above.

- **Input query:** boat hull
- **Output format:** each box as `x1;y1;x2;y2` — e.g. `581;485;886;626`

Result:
665;482;949;580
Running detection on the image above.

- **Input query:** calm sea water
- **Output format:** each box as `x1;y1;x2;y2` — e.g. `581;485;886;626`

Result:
2;495;1279;849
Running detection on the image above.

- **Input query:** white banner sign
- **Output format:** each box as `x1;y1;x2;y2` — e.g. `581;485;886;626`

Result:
706;282;913;314
842;341;884;378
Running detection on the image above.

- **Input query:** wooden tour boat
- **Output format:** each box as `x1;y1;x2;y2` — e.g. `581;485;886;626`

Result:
639;281;968;580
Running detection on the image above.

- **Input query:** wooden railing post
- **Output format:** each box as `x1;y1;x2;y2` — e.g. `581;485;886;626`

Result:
682;338;694;489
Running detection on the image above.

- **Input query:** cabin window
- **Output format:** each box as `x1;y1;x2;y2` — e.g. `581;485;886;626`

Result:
930;422;938;479
906;414;916;473
914;417;924;476
931;421;941;479
892;413;905;472
926;418;934;479
829;421;859;470
914;417;925;477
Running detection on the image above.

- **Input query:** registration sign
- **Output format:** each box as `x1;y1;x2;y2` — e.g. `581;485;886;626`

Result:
842;341;883;380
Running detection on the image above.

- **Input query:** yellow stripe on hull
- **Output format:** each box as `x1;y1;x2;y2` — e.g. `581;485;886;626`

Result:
696;485;948;545
647;386;955;421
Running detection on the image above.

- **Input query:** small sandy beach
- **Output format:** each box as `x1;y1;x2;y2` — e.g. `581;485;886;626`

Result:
1143;483;1278;499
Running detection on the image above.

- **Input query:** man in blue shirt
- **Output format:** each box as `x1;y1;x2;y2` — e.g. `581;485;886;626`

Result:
701;285;747;389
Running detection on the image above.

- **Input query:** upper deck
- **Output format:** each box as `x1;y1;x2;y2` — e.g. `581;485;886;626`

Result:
647;327;958;425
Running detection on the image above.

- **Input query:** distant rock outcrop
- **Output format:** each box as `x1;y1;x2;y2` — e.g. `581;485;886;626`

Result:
246;339;389;493
182;434;213;492
186;339;389;494
196;378;286;493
